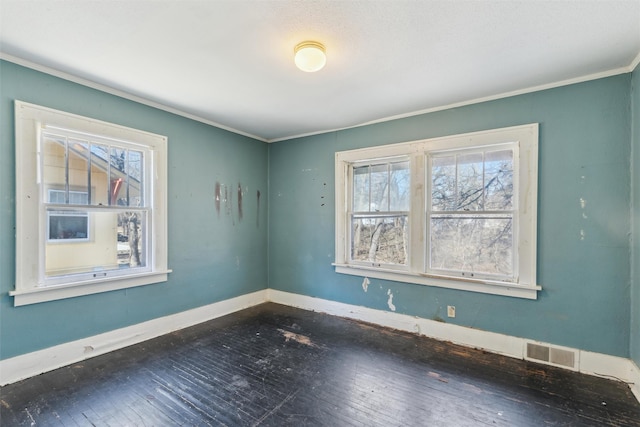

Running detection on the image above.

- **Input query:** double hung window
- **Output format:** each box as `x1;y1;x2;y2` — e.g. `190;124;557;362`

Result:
12;101;170;306
335;124;539;299
350;159;410;268
427;145;516;281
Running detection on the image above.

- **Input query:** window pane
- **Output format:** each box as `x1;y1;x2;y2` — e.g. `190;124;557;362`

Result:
370;164;389;212
128;150;144;207
430;214;513;276
110;147;127;206
457;153;484;211
353;165;369;212
42;134;67;200
68;191;88;205
351;215;408;265
48;211;88;240
90;144;109;205
431;156;456;211
45;210;146;277
68;139;90;198
48;190;65;204
118;212;146;268
389;161;410;211
484;150;513;211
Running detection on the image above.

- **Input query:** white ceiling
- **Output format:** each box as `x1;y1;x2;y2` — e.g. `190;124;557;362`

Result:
1;1;640;142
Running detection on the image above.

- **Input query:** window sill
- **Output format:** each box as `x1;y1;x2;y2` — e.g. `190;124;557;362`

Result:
333;264;540;300
10;270;172;306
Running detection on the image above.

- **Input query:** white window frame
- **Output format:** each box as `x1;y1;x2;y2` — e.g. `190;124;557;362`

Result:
334;124;540;299
12;101;171;306
348;156;411;271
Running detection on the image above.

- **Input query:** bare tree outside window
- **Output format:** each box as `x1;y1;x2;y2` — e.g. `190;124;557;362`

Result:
110;148;145;269
429;149;514;277
351;160;409;265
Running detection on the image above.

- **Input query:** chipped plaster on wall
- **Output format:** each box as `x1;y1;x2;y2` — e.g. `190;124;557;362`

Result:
362;277;369;292
387;289;396;312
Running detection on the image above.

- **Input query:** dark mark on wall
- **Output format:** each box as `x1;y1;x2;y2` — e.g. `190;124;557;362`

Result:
238;183;243;221
215;182;221;217
228;190;234;225
322;183;327;206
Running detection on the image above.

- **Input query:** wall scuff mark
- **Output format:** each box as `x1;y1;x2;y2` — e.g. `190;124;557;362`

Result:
215;182;221;217
256;190;261;227
362;277;369;292
387;289;396;311
237;183;243;221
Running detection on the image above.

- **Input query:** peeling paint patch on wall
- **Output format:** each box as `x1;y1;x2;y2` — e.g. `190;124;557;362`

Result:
362;277;369;292
387;289;396;311
214;182;221;217
213;182;261;226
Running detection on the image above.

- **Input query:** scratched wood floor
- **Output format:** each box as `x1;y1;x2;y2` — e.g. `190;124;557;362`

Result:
2;303;639;426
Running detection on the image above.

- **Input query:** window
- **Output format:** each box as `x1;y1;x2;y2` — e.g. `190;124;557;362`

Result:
12;101;170;306
351;159;410;268
335;124;539;299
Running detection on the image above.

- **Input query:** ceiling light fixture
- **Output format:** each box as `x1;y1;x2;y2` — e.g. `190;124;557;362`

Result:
294;41;326;72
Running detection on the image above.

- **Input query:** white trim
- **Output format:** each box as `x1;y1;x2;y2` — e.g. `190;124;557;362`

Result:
2;288;639;405
269;64;638;143
14;101;170;306
580;351;639;385
334;264;539;299
2;52;636;144
630;361;640;403
9;270;172;306
0;53;267;143
630;51;640;72
334;124;539;299
269;289;524;358
268;289;640;403
0;290;268;386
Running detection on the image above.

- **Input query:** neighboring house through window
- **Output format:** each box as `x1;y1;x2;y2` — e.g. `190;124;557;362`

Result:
12;101;170;306
334;124;539;299
47;189;90;242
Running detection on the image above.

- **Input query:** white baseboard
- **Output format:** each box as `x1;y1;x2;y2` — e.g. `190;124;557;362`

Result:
268;289;640;403
630;361;640;402
0;289;268;386
2;287;639;406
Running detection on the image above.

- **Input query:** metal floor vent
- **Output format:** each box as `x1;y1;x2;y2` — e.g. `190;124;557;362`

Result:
526;342;577;370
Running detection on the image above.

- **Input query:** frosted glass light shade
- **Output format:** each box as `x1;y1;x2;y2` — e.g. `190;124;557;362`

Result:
294;41;326;72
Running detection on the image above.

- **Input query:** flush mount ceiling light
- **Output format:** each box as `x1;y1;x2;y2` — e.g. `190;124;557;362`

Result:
294;41;326;72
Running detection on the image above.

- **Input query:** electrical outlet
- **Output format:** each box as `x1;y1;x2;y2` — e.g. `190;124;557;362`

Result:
447;305;456;318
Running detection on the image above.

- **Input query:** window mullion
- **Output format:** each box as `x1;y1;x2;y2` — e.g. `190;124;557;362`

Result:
410;154;424;272
64;137;69;204
87;143;92;205
125;149;130;207
481;152;486;210
368;165;372;213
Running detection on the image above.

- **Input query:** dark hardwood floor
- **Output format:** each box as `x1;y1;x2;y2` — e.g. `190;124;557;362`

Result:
1;302;639;426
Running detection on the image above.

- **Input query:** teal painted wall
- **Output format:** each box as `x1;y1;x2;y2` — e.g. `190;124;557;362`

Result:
2;58;636;363
269;75;633;357
632;63;640;366
0;60;269;360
